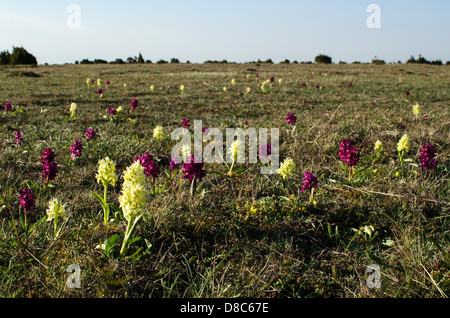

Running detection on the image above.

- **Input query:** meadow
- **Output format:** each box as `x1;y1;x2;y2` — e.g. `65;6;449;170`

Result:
0;62;449;298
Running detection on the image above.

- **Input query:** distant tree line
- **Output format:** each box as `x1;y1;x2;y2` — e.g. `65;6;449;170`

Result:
75;53;189;65
2;47;448;66
74;54;450;66
0;47;37;66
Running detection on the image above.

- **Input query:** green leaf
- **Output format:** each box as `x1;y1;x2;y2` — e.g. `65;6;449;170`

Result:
25;180;41;192
109;204;123;220
126;247;144;261
129;215;143;236
25;180;35;188
28;215;47;234
127;236;142;247
370;231;379;242
144;239;152;251
156;183;167;194
91;191;106;209
105;234;121;256
109;203;121;213
235;168;248;175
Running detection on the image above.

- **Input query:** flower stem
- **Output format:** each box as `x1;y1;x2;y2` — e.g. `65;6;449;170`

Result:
229;160;235;175
309;188;314;205
103;184;110;225
53;218;58;237
120;215;143;257
119;219;133;257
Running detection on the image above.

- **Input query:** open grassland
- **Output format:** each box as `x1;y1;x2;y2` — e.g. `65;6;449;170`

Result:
0;62;449;298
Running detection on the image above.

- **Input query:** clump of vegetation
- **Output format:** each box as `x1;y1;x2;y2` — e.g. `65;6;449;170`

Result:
205;60;229;64
79;59;94;64
94;59;108;64
0;46;37;66
137;53;145;64
315;54;332;64
407;54;443;65
0;50;11;65
7;71;42;78
372;58;386;65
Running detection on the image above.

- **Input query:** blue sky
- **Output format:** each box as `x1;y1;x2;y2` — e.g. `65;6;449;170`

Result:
0;0;449;64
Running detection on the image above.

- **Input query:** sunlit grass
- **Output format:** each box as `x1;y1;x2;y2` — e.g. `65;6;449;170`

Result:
0;62;449;298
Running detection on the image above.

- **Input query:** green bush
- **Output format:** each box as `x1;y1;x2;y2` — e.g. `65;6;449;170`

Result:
315;54;332;64
110;58;125;64
126;57;137;63
204;60;228;64
372;58;386;65
4;47;37;65
94;59;108;64
406;54;442;65
0;50;11;65
80;59;93;64
407;55;429;64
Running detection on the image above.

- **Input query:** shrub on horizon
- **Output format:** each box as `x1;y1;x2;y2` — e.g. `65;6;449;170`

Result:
315;54;332;64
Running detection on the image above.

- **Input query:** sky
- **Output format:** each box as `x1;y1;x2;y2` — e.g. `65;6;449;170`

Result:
0;0;449;65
